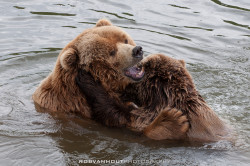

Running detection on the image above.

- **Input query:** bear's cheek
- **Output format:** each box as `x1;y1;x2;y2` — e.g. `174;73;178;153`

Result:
113;62;121;68
116;43;134;67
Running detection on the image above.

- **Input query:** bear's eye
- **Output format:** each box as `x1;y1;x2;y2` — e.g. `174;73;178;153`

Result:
110;50;116;56
124;39;128;44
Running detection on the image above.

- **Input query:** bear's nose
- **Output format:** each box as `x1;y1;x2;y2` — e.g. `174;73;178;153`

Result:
132;46;143;58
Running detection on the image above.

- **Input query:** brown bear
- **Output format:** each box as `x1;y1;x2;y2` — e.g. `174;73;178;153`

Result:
77;54;230;142
132;54;230;142
33;19;145;126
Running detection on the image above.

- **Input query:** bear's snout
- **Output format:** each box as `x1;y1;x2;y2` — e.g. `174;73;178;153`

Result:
132;46;143;59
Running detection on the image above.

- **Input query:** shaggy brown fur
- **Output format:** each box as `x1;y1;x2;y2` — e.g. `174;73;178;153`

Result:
125;54;230;141
76;70;135;126
79;53;230;142
33;18;229;142
33;19;142;121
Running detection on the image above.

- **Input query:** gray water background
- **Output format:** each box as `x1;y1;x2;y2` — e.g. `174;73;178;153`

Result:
0;0;249;165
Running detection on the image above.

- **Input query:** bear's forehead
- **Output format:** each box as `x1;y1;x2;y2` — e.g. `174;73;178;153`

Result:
74;25;135;50
90;26;128;41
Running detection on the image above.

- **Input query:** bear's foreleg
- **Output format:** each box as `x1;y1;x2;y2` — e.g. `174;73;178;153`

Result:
76;69;133;127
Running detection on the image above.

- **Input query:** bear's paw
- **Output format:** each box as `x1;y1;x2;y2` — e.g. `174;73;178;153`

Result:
144;107;189;140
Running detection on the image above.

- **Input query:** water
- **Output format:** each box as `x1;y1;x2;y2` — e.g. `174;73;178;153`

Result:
0;0;249;165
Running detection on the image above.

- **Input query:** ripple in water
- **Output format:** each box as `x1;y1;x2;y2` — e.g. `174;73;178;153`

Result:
0;0;249;165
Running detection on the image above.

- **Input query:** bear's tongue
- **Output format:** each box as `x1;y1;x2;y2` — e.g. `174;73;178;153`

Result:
124;65;145;81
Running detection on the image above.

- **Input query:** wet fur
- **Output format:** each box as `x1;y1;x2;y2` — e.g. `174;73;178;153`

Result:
33;19;139;119
125;54;229;141
78;54;229;141
76;70;132;127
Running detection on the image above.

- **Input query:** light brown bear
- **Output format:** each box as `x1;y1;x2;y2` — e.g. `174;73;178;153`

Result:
33;19;145;126
77;54;230;142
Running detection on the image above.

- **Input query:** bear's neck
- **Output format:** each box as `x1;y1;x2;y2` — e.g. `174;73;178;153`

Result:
89;65;128;94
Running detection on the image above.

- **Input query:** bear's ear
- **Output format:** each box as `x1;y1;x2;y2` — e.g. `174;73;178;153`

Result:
179;60;186;68
96;18;112;27
60;47;78;70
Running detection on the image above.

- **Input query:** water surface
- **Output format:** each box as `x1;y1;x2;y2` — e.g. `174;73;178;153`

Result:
0;0;249;165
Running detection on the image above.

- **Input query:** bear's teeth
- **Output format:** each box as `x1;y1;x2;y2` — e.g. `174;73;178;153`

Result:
136;70;144;77
136;67;141;71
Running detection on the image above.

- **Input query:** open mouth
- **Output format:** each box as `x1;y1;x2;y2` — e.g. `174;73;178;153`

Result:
124;64;145;81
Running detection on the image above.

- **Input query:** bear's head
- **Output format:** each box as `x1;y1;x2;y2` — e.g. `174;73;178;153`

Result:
124;54;195;111
59;19;145;92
